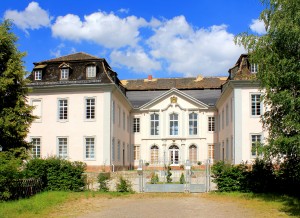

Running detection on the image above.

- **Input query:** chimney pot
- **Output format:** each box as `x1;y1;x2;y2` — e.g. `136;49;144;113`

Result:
148;75;153;80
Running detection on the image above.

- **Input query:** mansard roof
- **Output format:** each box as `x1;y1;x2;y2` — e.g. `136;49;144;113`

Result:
121;76;227;90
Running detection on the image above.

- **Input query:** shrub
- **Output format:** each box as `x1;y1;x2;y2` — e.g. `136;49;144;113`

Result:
116;176;133;192
0;152;23;200
197;161;202;166
166;166;172;183
98;172;110;192
24;157;86;191
150;172;159;184
180;173;185;184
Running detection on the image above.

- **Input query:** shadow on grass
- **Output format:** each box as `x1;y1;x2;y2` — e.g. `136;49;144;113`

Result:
250;193;300;217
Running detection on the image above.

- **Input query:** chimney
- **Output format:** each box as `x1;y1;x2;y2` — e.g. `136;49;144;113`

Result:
148;75;153;81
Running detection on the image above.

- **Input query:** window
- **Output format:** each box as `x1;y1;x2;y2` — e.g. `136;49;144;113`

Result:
117;140;120;161
251;94;261;116
150;145;159;164
127;116;130;132
133;118;140;133
86;65;96;78
226;138;229;160
112;138;115;161
169;145;179;164
250;63;258;73
61;68;69;80
208;144;214;161
118;106;121;127
34;70;42;80
58;138;68;158
170;113;178;135
222;109;224;129
208;116;215;132
86;98;95;119
226;104;229;126
123;111;125;130
189;113;197;135
150;113;159;135
251;135;262;156
32;99;42;121
218;114;221;131
134;145;140;160
85;137;95;159
31;138;41;158
127;144;130;162
189;145;197;164
58;99;68;120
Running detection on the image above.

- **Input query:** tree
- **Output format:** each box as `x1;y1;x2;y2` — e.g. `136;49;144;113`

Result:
235;0;300;193
0;20;35;153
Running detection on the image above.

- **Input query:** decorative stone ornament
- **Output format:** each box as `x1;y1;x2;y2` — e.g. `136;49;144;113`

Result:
171;96;177;103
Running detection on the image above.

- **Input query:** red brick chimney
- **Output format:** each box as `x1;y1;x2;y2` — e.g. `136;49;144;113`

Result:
148;75;153;81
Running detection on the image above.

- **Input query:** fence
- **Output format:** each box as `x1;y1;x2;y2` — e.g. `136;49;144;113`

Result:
8;178;43;200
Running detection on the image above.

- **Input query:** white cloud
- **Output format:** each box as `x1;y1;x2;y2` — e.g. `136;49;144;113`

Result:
110;49;161;73
4;2;52;33
147;16;245;76
51;11;148;49
118;8;129;14
250;19;267;35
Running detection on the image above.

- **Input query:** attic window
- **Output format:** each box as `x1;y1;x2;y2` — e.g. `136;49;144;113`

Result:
86;65;96;78
250;63;258;73
61;68;69;80
34;70;42;81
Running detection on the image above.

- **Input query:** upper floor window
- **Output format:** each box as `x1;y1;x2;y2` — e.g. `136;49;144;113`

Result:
170;113;178;135
58;99;68;120
31;137;41;158
222;109;224;129
251;94;261;116
226;104;229;126
60;68;69;80
112;101;115;124
86;65;96;78
189;112;197;135
123;111;125;130
208;116;215;132
150;113;159;135
133;118;140;133
34;70;42;80
250;63;258;73
32;99;42;122
86;98;95;120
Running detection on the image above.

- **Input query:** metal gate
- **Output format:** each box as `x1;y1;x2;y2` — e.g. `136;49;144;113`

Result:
137;160;211;193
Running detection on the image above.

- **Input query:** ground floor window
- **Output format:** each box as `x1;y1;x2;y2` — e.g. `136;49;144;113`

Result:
189;144;197;164
150;145;159;164
58;137;68;158
134;145;140;160
31;137;41;158
85;137;95;159
208;144;214;161
251;134;262;156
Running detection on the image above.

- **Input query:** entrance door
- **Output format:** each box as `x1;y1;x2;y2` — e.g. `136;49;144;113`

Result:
169;145;179;164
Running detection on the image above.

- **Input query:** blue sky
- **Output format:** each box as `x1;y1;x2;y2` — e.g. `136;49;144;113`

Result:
1;0;266;79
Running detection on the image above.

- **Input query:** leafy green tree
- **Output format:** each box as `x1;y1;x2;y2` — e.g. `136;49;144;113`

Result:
0;20;35;153
236;1;299;161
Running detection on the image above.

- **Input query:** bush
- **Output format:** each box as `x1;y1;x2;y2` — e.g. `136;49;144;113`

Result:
166;166;172;183
150;173;159;184
0;152;23;200
24;157;86;191
180;173;185;184
211;161;248;192
116;177;133;192
98;172;110;192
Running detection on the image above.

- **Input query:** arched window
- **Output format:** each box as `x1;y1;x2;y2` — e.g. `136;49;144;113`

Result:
150;145;159;164
189;144;197;164
170;113;178;135
169;145;179;164
189;112;198;135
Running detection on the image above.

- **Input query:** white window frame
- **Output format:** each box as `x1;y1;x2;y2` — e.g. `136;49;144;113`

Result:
31;99;42;122
208;144;215;162
85;97;96;120
123;111;125;130
133;117;140;133
150;113;159;136
112;101;115;124
117;140;121;161
222;109;224;129
112;138;115;161
58;98;68;121
250;63;258;73
226;104;229;126
251;134;262;157
208;116;215;132
34;70;42;81
60;68;69;80
57;137;68;159
251;94;262;116
170;113;179;136
84;137;95;160
31;137;41;158
134;145;140;161
86;65;96;78
189;112;198;135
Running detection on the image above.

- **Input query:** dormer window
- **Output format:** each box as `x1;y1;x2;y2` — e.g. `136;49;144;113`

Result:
86;65;96;78
61;68;69;80
250;63;258;73
34;70;42;81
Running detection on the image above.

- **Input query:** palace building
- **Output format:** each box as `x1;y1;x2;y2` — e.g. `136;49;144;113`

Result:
26;52;266;171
